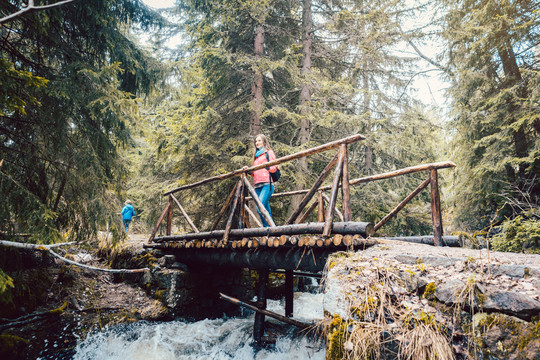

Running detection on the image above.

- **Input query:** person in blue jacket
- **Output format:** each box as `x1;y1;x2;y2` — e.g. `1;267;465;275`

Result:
121;200;136;233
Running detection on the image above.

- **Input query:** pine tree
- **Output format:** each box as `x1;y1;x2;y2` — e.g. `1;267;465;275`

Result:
0;0;165;241
441;0;540;230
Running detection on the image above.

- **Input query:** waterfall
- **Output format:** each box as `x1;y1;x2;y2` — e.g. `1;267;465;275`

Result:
72;293;326;360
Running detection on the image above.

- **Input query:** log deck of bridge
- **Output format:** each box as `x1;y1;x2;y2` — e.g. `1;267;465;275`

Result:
144;134;456;344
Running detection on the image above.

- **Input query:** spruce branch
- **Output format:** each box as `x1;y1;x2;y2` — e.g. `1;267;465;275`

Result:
0;0;76;24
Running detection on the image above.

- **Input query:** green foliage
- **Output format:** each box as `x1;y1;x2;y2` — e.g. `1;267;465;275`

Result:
0;269;14;303
442;0;540;230
0;0;165;242
134;0;444;236
491;215;540;254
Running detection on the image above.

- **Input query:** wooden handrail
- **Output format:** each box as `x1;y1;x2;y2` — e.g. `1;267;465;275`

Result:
250;160;456;200
162;134;365;195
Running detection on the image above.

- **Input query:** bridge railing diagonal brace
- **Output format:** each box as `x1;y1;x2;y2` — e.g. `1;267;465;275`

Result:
286;152;340;225
170;194;199;233
223;177;244;243
148;200;172;243
211;182;239;231
323;146;345;236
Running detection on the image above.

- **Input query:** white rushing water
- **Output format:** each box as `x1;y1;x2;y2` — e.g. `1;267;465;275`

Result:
73;292;326;360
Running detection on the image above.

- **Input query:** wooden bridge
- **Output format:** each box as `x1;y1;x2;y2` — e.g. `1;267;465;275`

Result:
143;134;456;342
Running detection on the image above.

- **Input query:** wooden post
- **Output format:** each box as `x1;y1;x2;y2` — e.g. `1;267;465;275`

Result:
166;196;173;236
286;153;339;224
254;269;269;343
285;269;294;317
170;194;199;233
224;179;243;242
323;150;344;236
429;169;443;246
341;144;351;222
239;174;246;229
317;190;325;222
243;176;276;227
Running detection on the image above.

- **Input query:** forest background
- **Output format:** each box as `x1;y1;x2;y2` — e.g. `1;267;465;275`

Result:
0;0;539;280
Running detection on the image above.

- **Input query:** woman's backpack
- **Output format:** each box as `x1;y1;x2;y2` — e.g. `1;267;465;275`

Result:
266;152;281;182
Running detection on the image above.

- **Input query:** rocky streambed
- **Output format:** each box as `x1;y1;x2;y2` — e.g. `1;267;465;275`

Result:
322;240;540;359
0;236;538;359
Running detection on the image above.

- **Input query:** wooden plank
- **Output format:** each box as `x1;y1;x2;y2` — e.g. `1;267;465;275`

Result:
265;161;456;199
170;194;199;233
430;169;443;246
239;175;247;228
374;177;431;232
317;191;325;222
163;134;366;195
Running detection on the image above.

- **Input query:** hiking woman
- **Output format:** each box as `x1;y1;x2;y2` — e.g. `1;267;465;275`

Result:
250;134;278;227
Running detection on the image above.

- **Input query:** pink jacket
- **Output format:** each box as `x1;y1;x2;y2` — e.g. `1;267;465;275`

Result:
251;149;277;185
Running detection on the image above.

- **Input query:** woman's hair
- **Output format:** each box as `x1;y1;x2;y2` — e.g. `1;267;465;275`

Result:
125;200;131;205
253;134;271;160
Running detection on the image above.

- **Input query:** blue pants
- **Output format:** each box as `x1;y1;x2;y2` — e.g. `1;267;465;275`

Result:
123;219;131;233
255;184;274;227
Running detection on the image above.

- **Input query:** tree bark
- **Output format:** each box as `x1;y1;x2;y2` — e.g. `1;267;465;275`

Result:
251;20;265;137
291;0;314;215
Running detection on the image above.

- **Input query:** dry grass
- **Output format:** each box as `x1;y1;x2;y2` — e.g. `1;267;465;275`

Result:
346;322;386;359
399;322;454;360
323;253;456;360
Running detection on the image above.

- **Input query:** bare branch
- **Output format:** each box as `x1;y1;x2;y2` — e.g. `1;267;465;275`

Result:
0;0;76;25
406;38;455;78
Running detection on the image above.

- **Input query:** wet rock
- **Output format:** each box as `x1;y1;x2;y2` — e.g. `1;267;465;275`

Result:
483;291;540;321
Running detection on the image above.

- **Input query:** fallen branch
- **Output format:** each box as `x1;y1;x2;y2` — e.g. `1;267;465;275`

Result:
0;239;76;250
219;292;313;329
0;239;150;273
0;304;122;331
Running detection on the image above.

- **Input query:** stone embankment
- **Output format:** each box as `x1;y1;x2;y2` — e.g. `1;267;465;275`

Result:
323;240;539;360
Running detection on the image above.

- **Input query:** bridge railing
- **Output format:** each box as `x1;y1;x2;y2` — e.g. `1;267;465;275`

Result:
148;134;455;246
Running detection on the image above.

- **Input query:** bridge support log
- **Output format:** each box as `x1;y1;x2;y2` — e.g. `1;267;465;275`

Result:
253;270;268;344
151;246;373;272
152;221;374;243
285;269;294;317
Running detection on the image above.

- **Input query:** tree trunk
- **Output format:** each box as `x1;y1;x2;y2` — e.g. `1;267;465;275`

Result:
251;21;264;137
291;0;313;214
